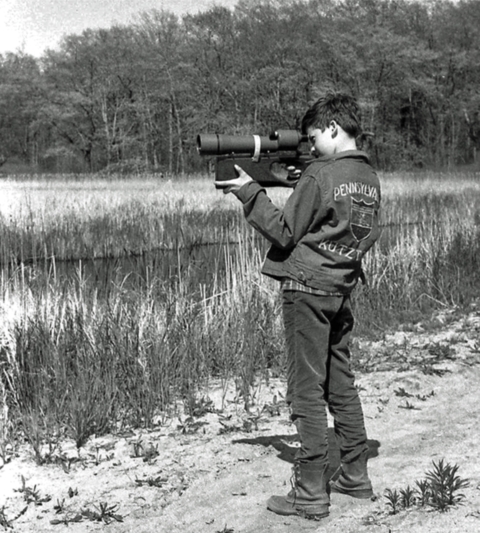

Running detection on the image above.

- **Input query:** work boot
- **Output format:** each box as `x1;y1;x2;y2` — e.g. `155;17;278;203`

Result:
267;462;330;520
329;449;374;499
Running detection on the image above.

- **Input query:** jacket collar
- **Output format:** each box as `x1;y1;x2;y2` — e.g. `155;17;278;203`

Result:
316;150;370;164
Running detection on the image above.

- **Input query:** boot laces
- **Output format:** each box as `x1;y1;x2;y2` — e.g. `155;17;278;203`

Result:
289;463;301;504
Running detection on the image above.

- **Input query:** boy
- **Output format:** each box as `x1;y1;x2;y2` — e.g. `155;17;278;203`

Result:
216;93;381;520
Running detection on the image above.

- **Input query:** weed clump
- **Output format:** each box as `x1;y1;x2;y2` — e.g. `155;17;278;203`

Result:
384;488;402;514
384;459;469;515
424;459;470;511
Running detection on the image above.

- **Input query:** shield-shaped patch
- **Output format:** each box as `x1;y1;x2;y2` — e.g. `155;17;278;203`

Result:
350;198;375;241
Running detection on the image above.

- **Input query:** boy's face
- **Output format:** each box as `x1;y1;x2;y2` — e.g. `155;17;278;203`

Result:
307;122;337;157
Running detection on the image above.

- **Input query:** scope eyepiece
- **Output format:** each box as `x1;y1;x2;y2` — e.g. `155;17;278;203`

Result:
270;130;307;146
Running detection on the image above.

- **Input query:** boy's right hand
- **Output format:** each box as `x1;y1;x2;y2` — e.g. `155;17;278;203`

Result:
214;164;254;195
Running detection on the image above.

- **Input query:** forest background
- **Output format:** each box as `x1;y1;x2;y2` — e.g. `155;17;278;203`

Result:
1;0;480;176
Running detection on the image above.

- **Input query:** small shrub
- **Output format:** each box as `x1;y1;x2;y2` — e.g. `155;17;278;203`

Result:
399;485;416;508
415;478;431;507
384;459;469;515
425;459;469;511
384;488;402;514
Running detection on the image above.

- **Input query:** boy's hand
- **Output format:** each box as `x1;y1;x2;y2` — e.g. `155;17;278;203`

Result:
215;164;254;195
286;165;302;181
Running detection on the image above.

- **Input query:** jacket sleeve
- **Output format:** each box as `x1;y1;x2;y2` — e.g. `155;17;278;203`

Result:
234;175;323;250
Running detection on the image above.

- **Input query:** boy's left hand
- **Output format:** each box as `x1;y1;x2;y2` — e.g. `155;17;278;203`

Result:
215;164;253;195
286;165;302;180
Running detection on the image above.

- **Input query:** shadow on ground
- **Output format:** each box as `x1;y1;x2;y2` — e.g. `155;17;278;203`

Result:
233;428;380;478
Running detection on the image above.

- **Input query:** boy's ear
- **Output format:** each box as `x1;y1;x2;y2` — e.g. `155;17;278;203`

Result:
330;120;338;138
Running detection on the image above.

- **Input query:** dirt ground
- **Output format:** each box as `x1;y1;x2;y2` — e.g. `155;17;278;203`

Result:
1;304;480;533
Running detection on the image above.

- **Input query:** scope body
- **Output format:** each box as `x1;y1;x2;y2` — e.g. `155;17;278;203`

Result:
197;130;307;156
213;153;312;188
197;129;312;188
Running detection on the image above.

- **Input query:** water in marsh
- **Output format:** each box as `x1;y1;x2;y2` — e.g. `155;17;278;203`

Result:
2;240;258;299
0;219;410;300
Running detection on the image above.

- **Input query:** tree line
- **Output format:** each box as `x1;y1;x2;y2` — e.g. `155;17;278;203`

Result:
1;0;479;174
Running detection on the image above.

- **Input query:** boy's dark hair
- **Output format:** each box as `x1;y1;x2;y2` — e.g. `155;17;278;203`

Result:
301;93;362;138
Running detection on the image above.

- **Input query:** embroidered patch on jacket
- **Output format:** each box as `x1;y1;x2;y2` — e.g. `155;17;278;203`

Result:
350;198;375;241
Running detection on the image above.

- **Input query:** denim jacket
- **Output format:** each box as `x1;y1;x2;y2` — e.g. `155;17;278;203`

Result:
235;150;381;294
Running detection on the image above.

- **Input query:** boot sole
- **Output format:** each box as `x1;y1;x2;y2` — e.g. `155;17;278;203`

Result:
267;496;329;520
267;506;329;520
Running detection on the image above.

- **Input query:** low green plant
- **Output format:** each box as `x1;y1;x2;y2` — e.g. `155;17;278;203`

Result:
135;475;168;488
384;488;402;515
399;485;416;508
398;400;420;410
130;438;159;462
15;476;51;506
188;395;214;417
81;502;123;524
53;499;65;514
384;459;469;515
415;390;435;401
177;416;208;434
415;478;431;507
394;387;414;398
428;342;456;361
0;505;28;529
425;459;469;511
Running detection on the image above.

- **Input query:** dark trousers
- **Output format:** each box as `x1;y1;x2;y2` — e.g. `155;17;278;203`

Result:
282;290;368;466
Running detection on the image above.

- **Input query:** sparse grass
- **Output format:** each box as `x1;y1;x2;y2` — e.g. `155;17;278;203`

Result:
15;475;52;506
0;171;479;452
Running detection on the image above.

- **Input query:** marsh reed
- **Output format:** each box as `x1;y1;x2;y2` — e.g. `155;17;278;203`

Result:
0;171;479;455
